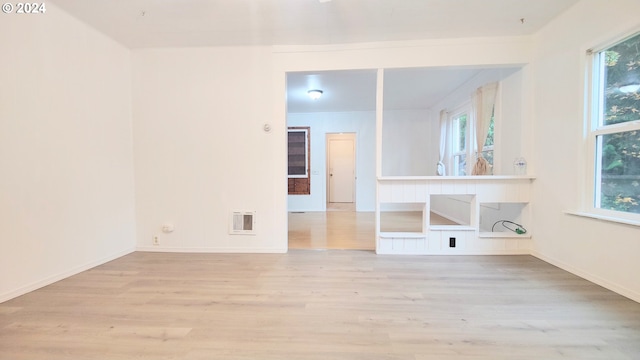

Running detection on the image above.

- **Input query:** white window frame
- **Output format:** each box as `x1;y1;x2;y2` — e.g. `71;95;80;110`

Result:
585;31;640;224
287;128;309;179
448;102;498;177
449;104;471;176
479;113;496;175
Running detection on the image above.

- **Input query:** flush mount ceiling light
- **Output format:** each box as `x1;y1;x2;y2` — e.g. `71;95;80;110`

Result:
307;89;323;100
619;83;640;93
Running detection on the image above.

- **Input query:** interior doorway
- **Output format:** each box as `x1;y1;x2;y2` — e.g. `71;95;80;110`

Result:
326;133;356;209
286;69;376;251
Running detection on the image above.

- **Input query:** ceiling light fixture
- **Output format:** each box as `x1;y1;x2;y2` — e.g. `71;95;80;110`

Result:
619;83;640;93
307;89;323;100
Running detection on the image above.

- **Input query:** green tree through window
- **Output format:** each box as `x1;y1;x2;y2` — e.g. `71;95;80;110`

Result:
596;32;640;214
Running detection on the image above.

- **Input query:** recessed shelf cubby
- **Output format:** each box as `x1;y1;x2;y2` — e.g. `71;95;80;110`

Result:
429;194;474;227
479;202;530;238
379;202;425;234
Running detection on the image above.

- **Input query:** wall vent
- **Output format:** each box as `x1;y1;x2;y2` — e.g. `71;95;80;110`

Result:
230;211;256;235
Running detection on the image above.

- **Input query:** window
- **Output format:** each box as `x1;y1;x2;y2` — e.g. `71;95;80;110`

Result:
451;112;468;176
288;127;310;195
589;32;640;217
449;108;495;176
480;114;495;171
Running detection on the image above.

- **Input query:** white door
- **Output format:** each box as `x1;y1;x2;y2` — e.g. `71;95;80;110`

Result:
327;134;356;203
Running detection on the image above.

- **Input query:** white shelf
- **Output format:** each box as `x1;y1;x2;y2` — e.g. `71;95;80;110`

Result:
429;225;475;231
479;232;531;239
378;175;536;181
379;232;426;239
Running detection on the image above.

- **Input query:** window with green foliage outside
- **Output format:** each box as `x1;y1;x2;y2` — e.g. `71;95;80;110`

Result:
592;32;640;215
481;114;495;170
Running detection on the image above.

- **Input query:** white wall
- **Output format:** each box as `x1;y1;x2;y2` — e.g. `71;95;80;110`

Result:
0;4;136;301
132;38;531;254
531;0;640;302
132;47;285;252
382;110;439;176
287;111;376;212
5;0;637;305
498;70;528;175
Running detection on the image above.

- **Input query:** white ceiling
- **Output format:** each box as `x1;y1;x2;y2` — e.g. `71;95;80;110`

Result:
48;0;575;114
50;0;579;49
287;66;521;113
287;70;377;113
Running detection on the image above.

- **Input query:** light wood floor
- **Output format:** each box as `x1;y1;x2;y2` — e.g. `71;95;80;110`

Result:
1;251;640;359
288;211;376;250
288;211;456;250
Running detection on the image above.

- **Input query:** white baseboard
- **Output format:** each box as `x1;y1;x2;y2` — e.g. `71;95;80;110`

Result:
136;246;287;254
531;251;640;304
376;249;531;255
0;247;135;304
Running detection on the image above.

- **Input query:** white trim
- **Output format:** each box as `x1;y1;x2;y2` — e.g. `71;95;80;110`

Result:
449;106;471;176
584;31;640;219
272;35;534;55
593;119;640;136
478;232;531;239
564;210;640;227
585;38;603;213
492;83;502;174
375;68;384;179
137;246;287;253
532;251;640;303
378;175;536;181
587;26;640;56
376;248;532;256
374;68;384;243
378;232;426;239
0;248;135;303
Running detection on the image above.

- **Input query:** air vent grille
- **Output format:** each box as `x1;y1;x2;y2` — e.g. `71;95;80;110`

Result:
230;211;256;235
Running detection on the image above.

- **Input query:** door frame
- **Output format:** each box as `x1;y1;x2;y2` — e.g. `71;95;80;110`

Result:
326;133;357;206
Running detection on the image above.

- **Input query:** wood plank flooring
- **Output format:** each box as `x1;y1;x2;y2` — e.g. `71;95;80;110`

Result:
2;251;640;359
288;211;456;250
288;211;376;250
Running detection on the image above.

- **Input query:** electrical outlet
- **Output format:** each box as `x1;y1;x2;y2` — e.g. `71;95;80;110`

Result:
153;235;159;245
449;237;456;248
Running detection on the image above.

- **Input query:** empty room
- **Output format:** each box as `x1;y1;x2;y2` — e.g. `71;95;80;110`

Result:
1;0;640;359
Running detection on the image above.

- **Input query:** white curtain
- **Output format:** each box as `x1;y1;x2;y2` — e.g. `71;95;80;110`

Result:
437;109;447;176
471;82;499;175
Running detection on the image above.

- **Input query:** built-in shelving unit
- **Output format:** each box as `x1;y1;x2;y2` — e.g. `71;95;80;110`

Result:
376;176;535;255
